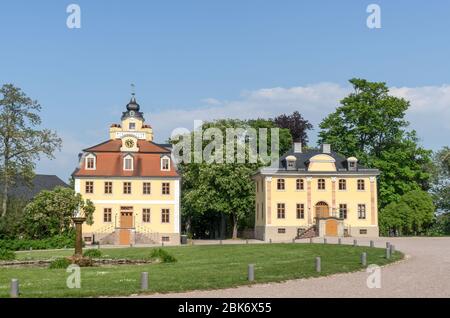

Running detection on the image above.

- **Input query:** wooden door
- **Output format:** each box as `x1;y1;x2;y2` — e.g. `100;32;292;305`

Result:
119;207;133;245
325;219;338;236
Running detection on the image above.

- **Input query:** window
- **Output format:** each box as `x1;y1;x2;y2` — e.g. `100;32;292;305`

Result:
85;156;95;170
277;203;285;219
358;204;366;219
339;204;347;219
162;236;170;242
338;179;346;190
142;208;151;223
161;208;170;223
84;236;92;242
129;122;136;130
123;182;132;194
349;162;356;168
143;182;151;195
103;208;112;222
296;179;304;190
296;203;305;219
85;181;94;194
318;179;326;190
360;229;368;235
124;157;133;171
104;182;112;194
287;160;295;168
162;182;170;195
357;179;365;191
277;179;285;190
161;157;170;171
278;228;286;234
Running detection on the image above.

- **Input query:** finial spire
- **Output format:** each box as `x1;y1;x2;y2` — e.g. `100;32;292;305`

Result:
131;83;136;100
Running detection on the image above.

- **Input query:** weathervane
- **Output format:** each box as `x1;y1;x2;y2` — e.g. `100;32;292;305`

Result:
131;83;135;98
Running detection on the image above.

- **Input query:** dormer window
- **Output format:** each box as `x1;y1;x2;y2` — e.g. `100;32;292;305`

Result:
85;154;96;170
347;157;358;171
285;155;297;171
123;155;134;171
129;122;136;130
161;156;170;171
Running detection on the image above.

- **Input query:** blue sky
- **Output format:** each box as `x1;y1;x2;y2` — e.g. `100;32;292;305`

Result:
1;0;449;181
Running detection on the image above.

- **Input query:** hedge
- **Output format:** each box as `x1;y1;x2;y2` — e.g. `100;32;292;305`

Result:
0;234;76;251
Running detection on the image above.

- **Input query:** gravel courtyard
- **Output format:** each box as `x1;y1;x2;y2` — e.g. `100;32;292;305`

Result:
145;237;450;298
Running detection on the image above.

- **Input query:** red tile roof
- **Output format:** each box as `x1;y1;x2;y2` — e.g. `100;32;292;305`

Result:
84;139;170;153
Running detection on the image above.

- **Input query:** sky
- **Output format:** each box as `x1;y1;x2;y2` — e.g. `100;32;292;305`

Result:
0;0;449;181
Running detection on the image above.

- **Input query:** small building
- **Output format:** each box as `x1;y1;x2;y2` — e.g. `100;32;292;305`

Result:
253;142;380;241
72;95;180;245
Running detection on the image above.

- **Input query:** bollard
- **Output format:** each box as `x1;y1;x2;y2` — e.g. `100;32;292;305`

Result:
315;257;321;272
323;238;327;244
130;243;133;248
29;247;32;251
192;240;195;246
353;239;357;247
269;238;272;244
140;272;149;290
385;247;391;259
10;279;19;298
338;238;342;245
98;243;101;249
161;241;164;247
246;239;249;245
248;264;255;281
220;239;223;245
309;238;313;244
370;240;374;248
292;238;295;243
390;244;395;254
361;252;367;266
386;242;390;249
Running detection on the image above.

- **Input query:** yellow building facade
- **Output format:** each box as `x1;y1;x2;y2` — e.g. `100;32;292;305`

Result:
72;96;180;245
254;143;380;241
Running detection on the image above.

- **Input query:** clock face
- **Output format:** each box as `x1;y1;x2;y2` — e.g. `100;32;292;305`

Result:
125;139;134;148
129;111;135;116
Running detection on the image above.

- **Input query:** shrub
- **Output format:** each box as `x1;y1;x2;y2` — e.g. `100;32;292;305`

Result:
0;249;15;261
150;248;177;263
49;257;71;269
83;249;102;258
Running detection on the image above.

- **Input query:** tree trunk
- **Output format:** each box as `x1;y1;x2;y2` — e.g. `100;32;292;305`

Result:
220;213;226;239
232;214;238;239
1;179;7;218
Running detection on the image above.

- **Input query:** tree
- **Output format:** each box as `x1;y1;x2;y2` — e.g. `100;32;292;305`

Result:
176;118;293;239
272;111;313;145
431;147;450;213
380;190;435;236
23;187;95;239
0;84;62;217
318;78;432;208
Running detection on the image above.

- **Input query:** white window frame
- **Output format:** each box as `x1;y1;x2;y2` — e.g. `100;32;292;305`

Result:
129;122;136;130
85;154;96;170
123;155;134;171
161;156;170;171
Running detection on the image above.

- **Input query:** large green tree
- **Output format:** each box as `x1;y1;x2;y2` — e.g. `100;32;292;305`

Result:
431;147;450;213
176;118;292;239
318;78;432;208
0;84;62;217
23;187;95;239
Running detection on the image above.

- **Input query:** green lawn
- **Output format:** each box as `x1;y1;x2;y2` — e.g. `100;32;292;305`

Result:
0;243;403;297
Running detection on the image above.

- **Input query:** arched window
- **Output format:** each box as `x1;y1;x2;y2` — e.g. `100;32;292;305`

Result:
123;154;134;171
161;156;170;171
85;154;96;170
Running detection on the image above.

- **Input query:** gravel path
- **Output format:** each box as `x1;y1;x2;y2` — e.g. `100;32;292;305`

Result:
142;237;450;298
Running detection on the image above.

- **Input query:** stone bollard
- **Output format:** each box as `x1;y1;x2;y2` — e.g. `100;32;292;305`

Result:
386;242;390;249
315;257;321;272
246;239;249;245
10;279;19;298
385;247;391;259
338;238;342;245
292;238;295;243
269;239;272;244
323;238;327;244
370;240;374;248
192;240;195;246
29;247;32;251
309;238;313;244
220;239;223;245
390;244;395;254
141;272;149;290
161;242;164;247
361;252;367;266
353;239;357;247
248;264;255;282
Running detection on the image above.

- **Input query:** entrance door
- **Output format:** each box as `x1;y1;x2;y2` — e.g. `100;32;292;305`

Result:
119;207;133;245
325;219;338;236
315;201;329;219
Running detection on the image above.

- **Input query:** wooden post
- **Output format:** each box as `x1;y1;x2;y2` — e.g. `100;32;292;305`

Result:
71;217;86;257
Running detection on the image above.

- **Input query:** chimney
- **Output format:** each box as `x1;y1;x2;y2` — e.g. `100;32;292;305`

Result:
294;142;302;153
321;144;331;154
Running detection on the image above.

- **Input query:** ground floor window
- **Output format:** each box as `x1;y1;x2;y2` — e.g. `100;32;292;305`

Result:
359;229;368;235
161;208;170;223
277;203;285;219
339;204;347;219
103;208;112;222
142;208;151;223
296;203;305;219
162;236;170;242
358;204;366;219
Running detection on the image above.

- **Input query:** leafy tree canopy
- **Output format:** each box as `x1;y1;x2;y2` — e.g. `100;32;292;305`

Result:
272;111;313;145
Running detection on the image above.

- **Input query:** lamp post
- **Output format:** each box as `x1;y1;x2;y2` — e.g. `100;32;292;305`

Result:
72;207;86;257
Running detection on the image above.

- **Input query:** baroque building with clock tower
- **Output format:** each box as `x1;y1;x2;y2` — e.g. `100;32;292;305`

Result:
72;95;180;245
